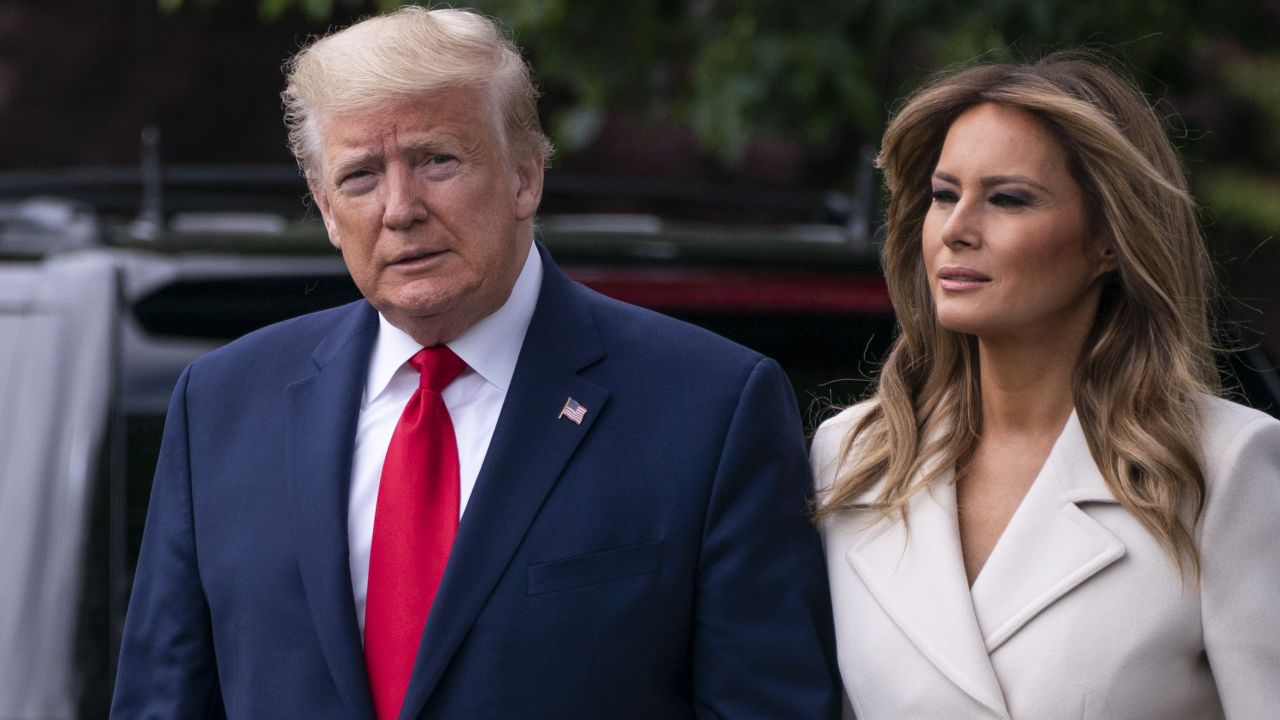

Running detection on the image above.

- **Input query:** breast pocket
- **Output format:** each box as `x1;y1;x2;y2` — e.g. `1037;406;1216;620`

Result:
527;540;664;595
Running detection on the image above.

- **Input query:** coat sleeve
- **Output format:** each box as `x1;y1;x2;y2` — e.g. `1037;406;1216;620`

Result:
111;367;223;719
1199;412;1280;718
691;357;842;719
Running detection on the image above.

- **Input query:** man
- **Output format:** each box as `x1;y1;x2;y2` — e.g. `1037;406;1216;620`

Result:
112;7;839;719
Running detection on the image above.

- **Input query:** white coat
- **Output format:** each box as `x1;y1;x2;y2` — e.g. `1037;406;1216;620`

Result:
811;395;1280;719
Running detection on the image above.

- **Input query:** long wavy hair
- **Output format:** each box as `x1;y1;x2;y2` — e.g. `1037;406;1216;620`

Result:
816;52;1218;575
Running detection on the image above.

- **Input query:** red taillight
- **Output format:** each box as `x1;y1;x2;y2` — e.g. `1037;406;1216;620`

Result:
565;266;891;313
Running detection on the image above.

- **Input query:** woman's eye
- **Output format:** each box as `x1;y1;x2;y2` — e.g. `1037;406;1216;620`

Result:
989;192;1029;208
930;189;958;204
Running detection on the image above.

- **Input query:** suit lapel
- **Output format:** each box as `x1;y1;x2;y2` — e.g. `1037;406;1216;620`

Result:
399;248;608;718
845;469;1012;717
286;301;378;720
968;411;1125;652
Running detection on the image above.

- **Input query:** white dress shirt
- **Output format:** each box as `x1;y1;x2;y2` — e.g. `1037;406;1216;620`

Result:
347;243;542;634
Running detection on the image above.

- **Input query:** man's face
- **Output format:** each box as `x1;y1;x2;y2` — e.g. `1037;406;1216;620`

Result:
311;85;544;345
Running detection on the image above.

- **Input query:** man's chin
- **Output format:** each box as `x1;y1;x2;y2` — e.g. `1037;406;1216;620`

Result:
376;295;476;346
374;283;458;320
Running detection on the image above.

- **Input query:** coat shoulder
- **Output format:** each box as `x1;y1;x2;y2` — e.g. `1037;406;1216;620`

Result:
187;300;371;384
574;283;765;374
810;400;878;494
1196;393;1280;474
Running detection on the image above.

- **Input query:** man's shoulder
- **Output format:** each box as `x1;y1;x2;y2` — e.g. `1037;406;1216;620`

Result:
573;282;763;368
191;299;370;376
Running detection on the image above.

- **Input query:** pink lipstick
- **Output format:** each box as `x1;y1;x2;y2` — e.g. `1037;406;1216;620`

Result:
937;266;991;291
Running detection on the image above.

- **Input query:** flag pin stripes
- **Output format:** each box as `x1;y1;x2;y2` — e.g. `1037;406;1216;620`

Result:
558;397;587;425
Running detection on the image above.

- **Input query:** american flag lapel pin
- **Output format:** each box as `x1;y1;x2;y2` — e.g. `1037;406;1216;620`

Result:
558;397;587;425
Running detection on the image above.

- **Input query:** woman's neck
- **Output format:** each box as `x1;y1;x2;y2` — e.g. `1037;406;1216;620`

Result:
976;329;1084;439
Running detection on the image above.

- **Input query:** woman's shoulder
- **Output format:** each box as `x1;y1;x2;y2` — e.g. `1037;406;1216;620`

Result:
1194;395;1280;548
810;399;879;492
1196;394;1280;472
814;399;879;437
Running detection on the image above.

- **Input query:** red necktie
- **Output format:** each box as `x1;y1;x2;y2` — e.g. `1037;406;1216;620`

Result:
365;346;466;720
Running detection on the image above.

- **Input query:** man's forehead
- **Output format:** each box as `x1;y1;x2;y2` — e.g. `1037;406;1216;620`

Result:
316;88;500;155
323;124;462;158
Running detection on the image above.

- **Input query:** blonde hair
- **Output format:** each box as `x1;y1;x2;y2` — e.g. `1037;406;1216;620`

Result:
817;52;1218;575
281;5;553;179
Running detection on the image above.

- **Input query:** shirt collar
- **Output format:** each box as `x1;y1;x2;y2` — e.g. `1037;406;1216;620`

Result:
365;241;543;403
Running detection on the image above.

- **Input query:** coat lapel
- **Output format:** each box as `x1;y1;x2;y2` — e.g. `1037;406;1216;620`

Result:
968;411;1125;652
844;469;1012;717
285;301;378;720
399;248;608;718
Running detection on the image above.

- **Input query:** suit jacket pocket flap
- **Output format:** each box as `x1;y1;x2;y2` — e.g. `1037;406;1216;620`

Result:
527;540;664;595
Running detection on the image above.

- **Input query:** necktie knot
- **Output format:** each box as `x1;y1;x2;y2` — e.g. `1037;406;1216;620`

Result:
409;346;466;392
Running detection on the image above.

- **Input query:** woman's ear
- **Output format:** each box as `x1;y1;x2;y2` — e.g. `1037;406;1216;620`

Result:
1093;234;1119;279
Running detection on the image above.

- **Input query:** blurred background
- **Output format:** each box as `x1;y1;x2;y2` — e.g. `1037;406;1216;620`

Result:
1;1;1278;718
2;0;1279;348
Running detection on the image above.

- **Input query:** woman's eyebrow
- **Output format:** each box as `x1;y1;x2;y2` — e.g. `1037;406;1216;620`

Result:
932;170;1052;194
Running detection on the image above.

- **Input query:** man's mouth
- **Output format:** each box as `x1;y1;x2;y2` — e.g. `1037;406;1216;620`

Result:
390;249;448;268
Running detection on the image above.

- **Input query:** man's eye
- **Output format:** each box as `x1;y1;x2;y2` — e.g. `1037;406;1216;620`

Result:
420;155;461;179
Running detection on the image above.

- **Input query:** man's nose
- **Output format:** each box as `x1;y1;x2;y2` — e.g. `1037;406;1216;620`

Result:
382;165;428;230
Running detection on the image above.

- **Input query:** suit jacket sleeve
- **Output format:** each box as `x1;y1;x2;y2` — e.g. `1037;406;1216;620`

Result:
111;367;223;718
1200;413;1280;717
692;357;841;719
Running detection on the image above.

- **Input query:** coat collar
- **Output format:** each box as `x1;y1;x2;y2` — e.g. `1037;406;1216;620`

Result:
399;244;608;718
286;300;380;720
843;469;1012;717
842;410;1125;716
968;411;1124;652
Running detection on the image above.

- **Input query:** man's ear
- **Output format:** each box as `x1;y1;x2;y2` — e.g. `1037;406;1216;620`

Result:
513;151;545;222
308;175;341;250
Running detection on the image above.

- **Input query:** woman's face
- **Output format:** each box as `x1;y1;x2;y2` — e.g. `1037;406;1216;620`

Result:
921;102;1115;344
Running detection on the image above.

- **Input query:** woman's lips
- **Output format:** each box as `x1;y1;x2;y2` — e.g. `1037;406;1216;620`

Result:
937;266;991;291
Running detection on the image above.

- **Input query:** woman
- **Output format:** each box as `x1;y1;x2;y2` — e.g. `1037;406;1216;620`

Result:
811;53;1280;719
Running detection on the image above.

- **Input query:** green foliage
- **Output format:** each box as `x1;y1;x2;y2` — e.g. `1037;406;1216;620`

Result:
1219;54;1280;163
158;0;1280;243
1202;170;1280;240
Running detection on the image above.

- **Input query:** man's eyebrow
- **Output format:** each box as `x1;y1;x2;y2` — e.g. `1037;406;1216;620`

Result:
328;149;380;177
932;170;1052;194
400;138;449;154
325;136;464;180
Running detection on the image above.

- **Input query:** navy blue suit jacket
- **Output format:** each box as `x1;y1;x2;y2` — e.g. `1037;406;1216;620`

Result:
112;246;840;719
